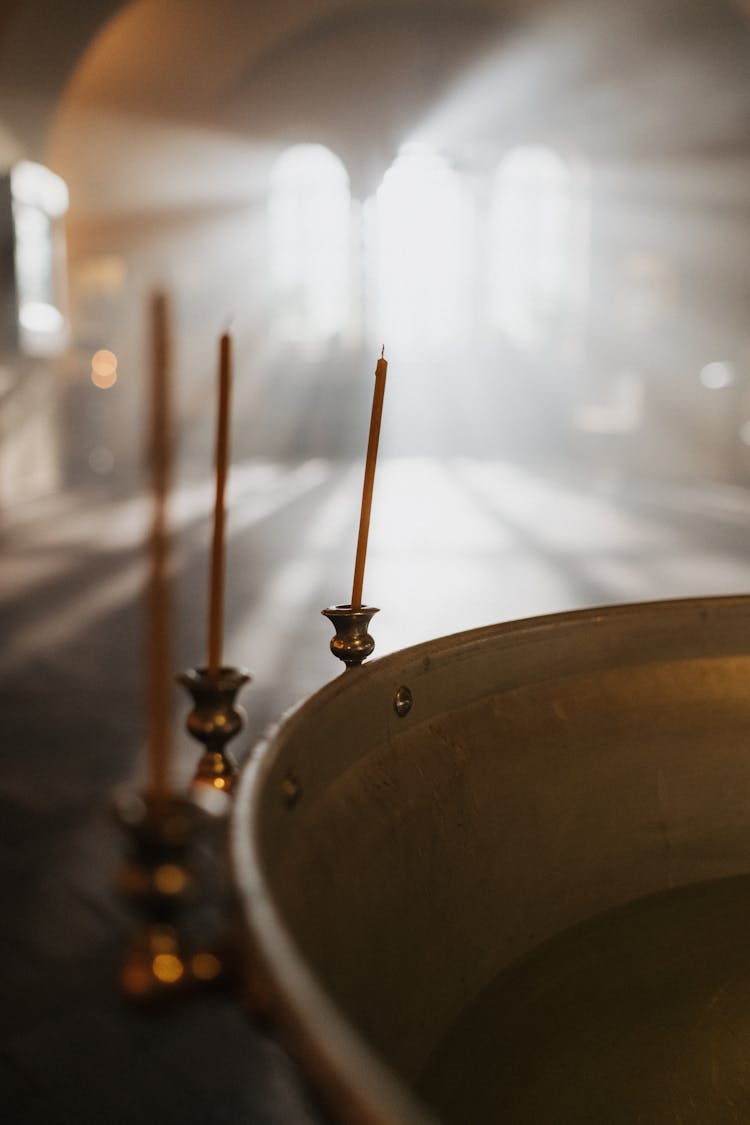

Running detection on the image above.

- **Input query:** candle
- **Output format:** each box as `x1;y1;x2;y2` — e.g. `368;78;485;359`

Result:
147;291;172;799
351;349;388;609
207;332;232;676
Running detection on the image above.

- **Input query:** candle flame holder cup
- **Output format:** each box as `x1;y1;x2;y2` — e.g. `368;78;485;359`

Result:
114;787;232;1003
178;666;251;794
322;604;379;668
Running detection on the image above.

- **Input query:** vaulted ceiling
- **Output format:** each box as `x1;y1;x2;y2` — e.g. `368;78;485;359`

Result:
3;0;750;173
4;1;750;288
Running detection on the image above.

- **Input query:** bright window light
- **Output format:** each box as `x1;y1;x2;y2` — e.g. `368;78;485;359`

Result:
18;301;64;335
10;161;69;356
490;145;578;349
10;161;69;216
368;143;473;355
13;204;55;311
268;144;350;352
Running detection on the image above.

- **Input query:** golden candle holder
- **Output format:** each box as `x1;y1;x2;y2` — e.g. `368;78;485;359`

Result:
322;604;379;668
178;666;251;793
115;786;232;1003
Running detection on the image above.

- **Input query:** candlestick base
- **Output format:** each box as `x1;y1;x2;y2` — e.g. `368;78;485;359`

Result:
115;788;232;1003
322;604;379;668
178;666;251;793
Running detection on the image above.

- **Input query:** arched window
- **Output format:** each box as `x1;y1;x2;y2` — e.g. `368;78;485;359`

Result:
489;145;585;349
268;144;351;352
368;144;473;355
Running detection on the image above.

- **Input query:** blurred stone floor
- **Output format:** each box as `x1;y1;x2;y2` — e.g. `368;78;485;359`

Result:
3;455;750;1123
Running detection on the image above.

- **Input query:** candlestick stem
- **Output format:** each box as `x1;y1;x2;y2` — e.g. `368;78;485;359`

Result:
208;333;231;676
352;352;387;608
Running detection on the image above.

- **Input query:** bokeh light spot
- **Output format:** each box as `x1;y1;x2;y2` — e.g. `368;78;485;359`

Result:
153;863;188;895
152;953;184;984
91;367;117;389
191;952;223;981
92;348;117;375
699;361;734;390
91;349;118;388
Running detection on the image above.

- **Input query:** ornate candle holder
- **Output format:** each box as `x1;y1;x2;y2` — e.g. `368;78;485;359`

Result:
178;666;250;793
322;604;379;668
115;786;232;1003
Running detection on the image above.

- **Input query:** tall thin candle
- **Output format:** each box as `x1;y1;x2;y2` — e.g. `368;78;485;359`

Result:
207;332;232;676
147;291;172;799
351;349;388;609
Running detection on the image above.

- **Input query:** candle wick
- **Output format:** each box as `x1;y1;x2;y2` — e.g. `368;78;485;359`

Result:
381;344;385;358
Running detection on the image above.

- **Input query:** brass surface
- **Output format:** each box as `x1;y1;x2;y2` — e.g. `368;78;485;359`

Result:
232;596;750;1125
178;666;250;793
322;604;379;667
419;873;750;1124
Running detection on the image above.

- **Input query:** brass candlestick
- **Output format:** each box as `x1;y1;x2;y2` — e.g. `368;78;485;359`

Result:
115;787;231;1002
178;666;250;793
322;604;379;668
